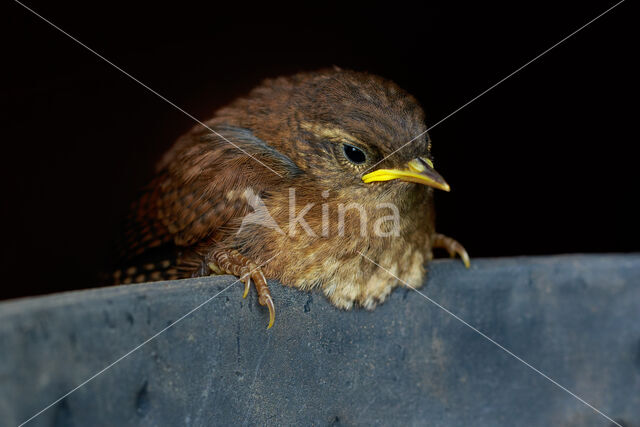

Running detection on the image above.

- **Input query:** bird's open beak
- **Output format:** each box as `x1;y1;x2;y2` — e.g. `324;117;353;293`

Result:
362;157;450;191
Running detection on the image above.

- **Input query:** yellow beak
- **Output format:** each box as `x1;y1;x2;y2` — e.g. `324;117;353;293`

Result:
362;158;450;191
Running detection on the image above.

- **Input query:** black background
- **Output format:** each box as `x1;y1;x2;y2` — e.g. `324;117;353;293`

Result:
4;1;636;299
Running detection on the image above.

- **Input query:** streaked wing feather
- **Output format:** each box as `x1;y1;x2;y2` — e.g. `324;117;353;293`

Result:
118;126;300;271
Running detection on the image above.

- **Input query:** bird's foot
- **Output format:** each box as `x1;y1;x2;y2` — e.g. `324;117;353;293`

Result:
208;248;275;329
432;233;470;268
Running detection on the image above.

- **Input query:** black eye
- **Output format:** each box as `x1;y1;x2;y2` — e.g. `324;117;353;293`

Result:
342;144;367;165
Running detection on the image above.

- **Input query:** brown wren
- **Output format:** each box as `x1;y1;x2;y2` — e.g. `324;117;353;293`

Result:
115;68;469;328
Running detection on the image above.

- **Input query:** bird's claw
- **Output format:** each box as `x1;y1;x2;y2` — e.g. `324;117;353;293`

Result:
208;249;276;329
432;233;471;268
263;294;275;329
241;271;251;298
248;266;275;329
458;248;471;269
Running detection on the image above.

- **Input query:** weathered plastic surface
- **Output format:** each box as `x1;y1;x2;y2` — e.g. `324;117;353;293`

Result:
1;255;639;426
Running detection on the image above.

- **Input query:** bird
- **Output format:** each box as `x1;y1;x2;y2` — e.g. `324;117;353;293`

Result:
114;68;469;329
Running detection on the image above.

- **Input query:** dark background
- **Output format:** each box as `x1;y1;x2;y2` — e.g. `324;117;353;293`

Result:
4;0;636;299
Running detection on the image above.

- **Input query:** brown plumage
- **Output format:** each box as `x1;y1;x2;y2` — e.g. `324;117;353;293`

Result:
115;68;469;328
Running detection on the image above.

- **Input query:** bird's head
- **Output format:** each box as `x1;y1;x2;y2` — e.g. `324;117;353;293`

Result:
213;69;449;199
